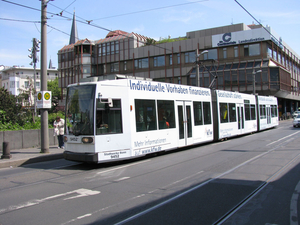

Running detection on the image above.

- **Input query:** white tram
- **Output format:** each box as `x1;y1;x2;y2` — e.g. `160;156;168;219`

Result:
63;78;278;163
214;90;258;140
256;95;279;131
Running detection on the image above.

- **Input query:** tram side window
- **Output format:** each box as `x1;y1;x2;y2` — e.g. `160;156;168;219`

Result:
193;101;203;125
220;103;228;123
251;104;256;120
96;99;123;135
203;102;212;125
157;100;175;129
271;105;278;117
244;104;256;121
245;104;251;121
135;99;157;132
194;101;212;125
260;105;266;119
229;103;236;122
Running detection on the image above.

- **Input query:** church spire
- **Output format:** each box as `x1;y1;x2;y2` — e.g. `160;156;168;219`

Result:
69;11;79;45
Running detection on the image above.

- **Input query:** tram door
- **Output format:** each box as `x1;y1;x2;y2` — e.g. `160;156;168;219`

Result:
237;104;244;133
266;106;271;124
177;101;193;147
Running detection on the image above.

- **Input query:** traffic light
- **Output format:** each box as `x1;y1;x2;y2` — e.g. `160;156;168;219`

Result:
28;38;41;65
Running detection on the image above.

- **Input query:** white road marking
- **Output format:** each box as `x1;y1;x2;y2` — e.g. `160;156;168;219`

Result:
114;177;130;182
0;188;100;214
86;160;150;180
77;214;92;219
290;179;300;225
266;131;300;146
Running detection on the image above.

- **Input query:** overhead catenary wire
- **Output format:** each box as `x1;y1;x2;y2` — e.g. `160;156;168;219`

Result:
1;0;209;54
234;0;286;50
92;0;209;21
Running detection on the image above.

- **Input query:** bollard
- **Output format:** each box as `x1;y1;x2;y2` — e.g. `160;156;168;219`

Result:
1;142;12;159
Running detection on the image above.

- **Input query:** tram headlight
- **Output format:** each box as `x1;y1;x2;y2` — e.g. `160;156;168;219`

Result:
82;137;94;144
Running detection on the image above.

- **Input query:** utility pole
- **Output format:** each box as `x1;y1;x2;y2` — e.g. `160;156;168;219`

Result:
252;69;262;95
40;0;49;153
196;49;200;87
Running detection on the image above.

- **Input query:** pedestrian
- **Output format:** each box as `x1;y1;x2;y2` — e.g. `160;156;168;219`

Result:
54;116;65;149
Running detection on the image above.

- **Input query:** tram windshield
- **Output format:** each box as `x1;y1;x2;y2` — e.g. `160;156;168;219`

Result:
65;84;96;136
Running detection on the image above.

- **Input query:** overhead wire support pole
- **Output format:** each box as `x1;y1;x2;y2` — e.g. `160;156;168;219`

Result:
40;0;49;153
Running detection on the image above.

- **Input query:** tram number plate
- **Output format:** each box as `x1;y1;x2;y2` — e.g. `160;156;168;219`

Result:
102;150;130;160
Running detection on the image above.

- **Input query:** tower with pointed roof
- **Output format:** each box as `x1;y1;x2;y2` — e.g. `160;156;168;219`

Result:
69;11;79;45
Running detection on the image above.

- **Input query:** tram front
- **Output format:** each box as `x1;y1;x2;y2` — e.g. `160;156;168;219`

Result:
63;83;97;162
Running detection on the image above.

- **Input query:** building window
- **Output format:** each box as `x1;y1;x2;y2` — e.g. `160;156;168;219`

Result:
204;49;217;60
115;41;119;54
177;53;180;64
98;45;102;56
169;54;173;65
106;44;110;55
249;43;260;56
124;61;127;71
134;58;149;69
36;82;40;87
82;65;90;74
223;48;227;59
10;81;15;88
154;56;165;67
111;62;119;72
267;46;272;58
24;81;29;88
234;46;238;57
102;44;106;56
245;43;260;57
185;51;196;63
111;42;115;54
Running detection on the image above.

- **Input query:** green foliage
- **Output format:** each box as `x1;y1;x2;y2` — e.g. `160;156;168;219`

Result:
0;81;65;131
48;111;65;128
0;116;41;131
145;38;157;46
156;37;188;44
0;87;22;124
47;78;62;113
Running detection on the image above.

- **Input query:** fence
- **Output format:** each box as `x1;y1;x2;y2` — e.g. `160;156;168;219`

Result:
0;129;58;151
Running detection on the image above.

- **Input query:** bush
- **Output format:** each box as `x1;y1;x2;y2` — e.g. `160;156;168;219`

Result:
0;111;65;131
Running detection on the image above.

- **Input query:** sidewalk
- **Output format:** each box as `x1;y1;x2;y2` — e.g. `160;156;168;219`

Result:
0;145;64;169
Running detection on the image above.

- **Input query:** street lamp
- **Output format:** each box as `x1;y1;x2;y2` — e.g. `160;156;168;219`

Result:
252;69;262;94
196;50;208;87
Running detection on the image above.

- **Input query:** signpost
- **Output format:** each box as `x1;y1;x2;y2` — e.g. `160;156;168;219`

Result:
37;91;52;109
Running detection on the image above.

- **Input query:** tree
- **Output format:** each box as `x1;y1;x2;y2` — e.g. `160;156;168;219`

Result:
145;38;156;46
17;76;36;108
0;87;22;124
47;77;61;113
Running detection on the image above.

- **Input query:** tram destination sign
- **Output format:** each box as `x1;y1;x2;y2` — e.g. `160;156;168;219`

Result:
129;80;210;97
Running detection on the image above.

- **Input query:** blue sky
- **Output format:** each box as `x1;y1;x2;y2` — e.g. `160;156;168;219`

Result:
1;0;300;69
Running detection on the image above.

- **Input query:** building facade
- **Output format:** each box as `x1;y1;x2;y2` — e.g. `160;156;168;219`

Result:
0;66;58;107
58;23;300;116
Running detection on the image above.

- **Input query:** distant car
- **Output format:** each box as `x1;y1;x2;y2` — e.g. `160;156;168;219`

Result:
293;111;300;118
293;114;300;127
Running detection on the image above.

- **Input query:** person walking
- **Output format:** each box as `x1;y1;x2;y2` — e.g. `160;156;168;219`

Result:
54;116;65;149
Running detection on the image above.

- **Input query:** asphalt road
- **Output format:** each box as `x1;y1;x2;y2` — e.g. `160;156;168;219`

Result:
0;120;299;225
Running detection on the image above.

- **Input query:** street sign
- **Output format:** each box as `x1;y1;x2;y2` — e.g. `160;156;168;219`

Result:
37;91;52;108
